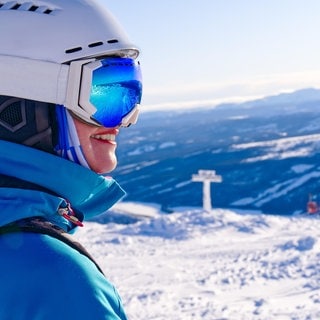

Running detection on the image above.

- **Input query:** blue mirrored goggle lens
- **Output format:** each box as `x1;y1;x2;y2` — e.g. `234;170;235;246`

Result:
89;57;142;127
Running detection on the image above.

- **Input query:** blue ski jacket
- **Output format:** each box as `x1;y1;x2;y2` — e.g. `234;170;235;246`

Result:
0;140;128;319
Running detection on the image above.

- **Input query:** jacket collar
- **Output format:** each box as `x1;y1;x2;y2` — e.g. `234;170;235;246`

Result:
0;141;125;226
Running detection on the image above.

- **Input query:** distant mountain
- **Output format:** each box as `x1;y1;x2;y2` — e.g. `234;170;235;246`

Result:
218;87;320;109
113;88;320;215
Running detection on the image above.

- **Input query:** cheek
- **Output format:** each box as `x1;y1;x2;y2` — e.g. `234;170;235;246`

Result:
72;117;117;173
88;139;118;173
73;118;95;155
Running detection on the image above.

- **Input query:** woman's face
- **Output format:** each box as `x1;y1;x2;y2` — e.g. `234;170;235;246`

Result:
73;116;119;174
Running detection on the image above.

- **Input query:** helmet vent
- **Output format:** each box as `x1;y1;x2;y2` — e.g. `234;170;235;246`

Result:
107;39;119;44
0;2;54;15
11;3;20;10
65;46;83;54
88;41;104;48
65;39;119;55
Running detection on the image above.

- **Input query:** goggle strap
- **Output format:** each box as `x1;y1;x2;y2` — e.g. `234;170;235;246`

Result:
0;55;68;104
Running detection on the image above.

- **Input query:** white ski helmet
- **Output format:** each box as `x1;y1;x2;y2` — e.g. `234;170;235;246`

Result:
0;0;139;63
0;0;142;127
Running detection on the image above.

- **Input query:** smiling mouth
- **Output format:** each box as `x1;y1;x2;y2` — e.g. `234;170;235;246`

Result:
91;133;116;142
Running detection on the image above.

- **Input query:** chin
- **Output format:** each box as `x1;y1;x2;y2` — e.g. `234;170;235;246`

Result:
94;159;117;174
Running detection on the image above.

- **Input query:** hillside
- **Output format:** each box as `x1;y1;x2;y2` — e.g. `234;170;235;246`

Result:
113;88;320;215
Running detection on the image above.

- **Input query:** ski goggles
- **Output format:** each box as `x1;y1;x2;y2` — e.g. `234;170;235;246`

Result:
0;55;142;127
65;57;142;127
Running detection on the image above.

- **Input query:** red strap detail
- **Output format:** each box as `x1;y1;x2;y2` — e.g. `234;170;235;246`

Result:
61;213;84;227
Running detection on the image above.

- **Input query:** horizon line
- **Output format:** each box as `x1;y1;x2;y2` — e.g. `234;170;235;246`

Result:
141;86;320;113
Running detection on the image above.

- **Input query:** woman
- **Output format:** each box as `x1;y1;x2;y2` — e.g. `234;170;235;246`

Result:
0;0;142;319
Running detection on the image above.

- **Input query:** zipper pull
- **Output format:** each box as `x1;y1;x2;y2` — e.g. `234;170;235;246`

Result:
58;202;84;227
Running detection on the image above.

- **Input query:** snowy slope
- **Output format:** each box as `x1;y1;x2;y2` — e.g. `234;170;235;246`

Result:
76;202;320;320
113;88;320;214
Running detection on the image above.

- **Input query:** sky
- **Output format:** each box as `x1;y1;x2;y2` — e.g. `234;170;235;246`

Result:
100;0;320;111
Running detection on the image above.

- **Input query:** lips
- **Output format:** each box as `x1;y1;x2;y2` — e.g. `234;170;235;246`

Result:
91;133;116;141
90;129;119;143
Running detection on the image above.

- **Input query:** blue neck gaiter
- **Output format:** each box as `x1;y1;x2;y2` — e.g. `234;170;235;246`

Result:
55;105;90;169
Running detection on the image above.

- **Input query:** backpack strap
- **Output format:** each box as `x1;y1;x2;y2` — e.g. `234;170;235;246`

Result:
0;217;105;276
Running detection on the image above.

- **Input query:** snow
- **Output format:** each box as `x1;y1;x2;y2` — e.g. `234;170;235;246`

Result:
291;164;314;174
232;133;320;162
159;141;177;149
128;145;156;156
75;202;320;320
232;171;320;208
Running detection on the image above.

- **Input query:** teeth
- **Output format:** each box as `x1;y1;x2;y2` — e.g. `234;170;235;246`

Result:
91;134;115;141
